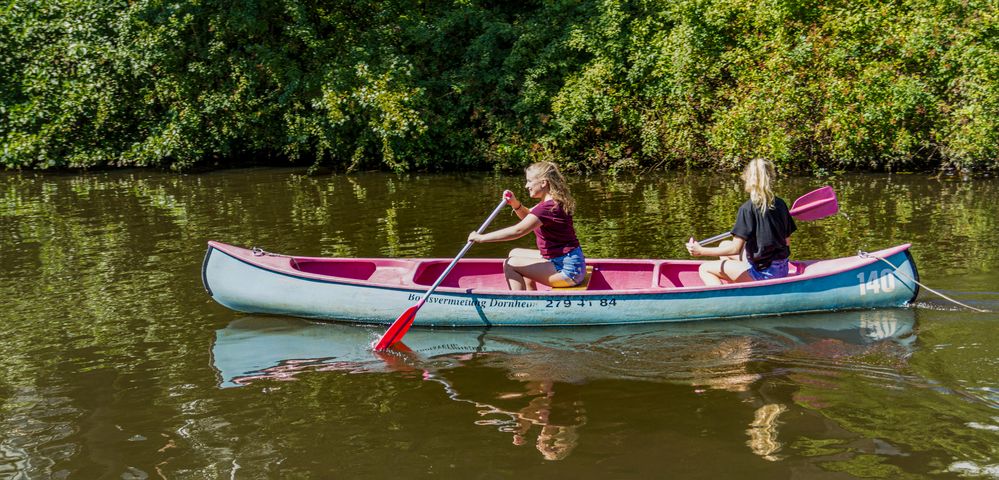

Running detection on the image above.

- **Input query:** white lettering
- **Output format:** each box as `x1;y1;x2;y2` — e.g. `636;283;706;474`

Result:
859;270;896;296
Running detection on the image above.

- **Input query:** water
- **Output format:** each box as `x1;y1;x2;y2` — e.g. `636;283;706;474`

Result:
1;169;997;478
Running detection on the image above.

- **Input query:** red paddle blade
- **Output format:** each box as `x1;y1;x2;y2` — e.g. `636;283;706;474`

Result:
374;305;419;351
789;186;839;221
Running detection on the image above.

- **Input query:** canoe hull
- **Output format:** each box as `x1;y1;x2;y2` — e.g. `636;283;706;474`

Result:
202;242;919;327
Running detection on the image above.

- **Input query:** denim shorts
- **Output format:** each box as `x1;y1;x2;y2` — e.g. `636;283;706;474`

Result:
548;247;586;287
747;258;790;281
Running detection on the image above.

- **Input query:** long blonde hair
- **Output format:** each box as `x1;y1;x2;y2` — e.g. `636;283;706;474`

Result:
742;158;776;215
528;161;576;215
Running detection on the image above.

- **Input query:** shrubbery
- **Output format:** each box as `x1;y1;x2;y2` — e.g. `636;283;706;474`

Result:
2;0;996;172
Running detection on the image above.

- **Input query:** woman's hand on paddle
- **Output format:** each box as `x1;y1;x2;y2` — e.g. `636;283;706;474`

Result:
504;190;521;209
468;231;484;244
686;237;704;257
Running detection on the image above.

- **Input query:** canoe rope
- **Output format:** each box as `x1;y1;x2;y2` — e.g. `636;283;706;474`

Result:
859;250;990;313
251;247;302;270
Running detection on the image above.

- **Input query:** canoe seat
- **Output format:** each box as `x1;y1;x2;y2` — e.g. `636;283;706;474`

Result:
552;266;594;291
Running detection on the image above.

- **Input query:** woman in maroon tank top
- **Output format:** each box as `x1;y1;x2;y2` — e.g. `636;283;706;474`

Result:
468;162;587;290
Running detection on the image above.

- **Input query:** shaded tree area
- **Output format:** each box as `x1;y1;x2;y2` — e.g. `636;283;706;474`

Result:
1;0;996;173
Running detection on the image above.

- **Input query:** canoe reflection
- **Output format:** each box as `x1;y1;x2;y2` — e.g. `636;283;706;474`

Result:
211;309;917;460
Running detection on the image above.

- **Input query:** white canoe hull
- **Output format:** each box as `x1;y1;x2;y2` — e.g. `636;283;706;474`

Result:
202;242;919;326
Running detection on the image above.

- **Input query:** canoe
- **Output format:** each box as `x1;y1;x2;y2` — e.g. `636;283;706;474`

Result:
202;241;919;326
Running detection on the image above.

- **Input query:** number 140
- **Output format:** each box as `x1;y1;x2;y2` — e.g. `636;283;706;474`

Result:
858;270;896;296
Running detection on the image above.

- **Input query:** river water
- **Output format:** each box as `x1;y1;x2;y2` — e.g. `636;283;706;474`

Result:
1;169;997;478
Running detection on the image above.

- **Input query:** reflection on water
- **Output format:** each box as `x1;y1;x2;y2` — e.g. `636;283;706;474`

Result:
212;310;917;387
748;403;787;461
2;169;998;477
212;309;917;461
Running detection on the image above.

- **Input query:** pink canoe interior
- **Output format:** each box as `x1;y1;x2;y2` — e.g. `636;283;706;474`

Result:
412;260;505;289
293;259;416;285
290;256;806;291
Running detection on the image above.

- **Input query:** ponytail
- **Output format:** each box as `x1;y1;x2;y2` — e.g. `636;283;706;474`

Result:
742;158;775;215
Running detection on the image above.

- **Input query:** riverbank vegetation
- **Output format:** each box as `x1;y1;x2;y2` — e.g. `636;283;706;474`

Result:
2;0;996;173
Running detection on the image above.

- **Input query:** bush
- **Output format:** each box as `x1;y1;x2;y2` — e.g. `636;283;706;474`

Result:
1;0;996;172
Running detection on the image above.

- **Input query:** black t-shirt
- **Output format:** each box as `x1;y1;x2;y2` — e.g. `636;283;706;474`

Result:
731;197;797;270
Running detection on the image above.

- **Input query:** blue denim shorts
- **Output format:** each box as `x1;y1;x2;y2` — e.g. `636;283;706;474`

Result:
549;247;586;287
747;258;790;281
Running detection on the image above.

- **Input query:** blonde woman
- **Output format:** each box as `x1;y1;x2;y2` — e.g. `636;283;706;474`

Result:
685;158;796;285
468;162;585;290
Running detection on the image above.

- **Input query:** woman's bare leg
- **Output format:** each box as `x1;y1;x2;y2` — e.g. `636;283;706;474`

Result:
505;249;562;290
695;239;750;285
697;258;752;286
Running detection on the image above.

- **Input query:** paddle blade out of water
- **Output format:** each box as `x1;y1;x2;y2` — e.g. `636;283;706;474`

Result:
374;192;512;351
697;186;839;245
788;185;838;221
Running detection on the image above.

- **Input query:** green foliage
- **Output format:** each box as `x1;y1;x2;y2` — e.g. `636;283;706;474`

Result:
1;0;997;172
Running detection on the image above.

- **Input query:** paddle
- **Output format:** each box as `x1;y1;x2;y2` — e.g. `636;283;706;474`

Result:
696;186;839;245
374;191;513;351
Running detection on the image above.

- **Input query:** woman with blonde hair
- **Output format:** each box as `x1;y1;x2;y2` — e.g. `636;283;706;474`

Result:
468;161;586;290
685;158;796;285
